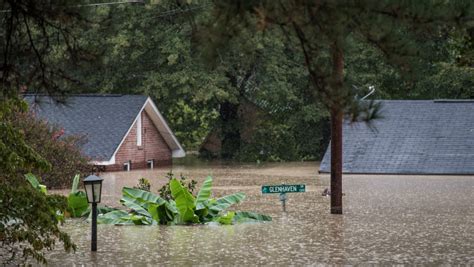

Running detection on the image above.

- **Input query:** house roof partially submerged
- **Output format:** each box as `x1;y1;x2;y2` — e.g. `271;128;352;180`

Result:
319;100;474;174
25;95;185;164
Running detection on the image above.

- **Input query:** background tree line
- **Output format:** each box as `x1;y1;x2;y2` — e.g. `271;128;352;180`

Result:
48;0;474;162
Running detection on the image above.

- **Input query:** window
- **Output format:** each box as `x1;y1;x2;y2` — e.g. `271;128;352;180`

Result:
137;114;142;146
147;159;154;169
123;161;131;171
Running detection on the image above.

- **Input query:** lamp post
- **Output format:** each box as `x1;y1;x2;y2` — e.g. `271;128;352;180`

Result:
83;175;103;252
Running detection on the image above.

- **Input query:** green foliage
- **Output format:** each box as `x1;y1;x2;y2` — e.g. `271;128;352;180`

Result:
0;184;75;264
158;172;197;201
59;2;333;160
67;175;89;218
195;176;213;209
0;98;76;264
170;178;199;223
217;211;235;225
233;211;273;223
99;176;271;225
10;112;92;189
134;178;151;192
24;173;47;194
0;0;87;263
0;99;50;177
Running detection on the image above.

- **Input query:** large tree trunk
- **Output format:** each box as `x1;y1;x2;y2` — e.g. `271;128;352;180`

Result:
330;40;344;214
219;101;241;159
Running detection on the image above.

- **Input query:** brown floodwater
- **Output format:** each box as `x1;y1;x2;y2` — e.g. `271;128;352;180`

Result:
44;161;473;265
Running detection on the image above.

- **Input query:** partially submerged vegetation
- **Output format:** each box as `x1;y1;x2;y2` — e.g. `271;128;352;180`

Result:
24;172;271;227
99;176;271;225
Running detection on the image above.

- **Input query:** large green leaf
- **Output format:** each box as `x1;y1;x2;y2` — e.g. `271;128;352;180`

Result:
67;191;88;217
217;211;235;225
233;211;272;223
98;210;134;225
120;187;177;225
170;178;199;223
120;195;153;217
70;174;80;194
122;187;166;210
208;193;246;213
25;173;47;193
84;205;119;220
148;202;177;225
98;210;151;225
195;176;212;210
148;203;161;225
25;173;40;188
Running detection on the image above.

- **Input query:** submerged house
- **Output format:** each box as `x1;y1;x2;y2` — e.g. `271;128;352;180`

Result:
319;100;474;174
25;95;185;171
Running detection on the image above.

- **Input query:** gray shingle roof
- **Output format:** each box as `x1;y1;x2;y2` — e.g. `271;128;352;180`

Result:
24;95;148;161
319;100;474;174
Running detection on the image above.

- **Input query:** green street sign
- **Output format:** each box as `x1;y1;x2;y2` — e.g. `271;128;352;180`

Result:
261;184;305;194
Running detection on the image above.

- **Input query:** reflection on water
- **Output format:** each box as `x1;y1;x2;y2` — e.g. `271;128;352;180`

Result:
46;161;474;265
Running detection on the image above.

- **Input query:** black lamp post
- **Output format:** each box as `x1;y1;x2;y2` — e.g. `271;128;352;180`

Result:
83;175;103;252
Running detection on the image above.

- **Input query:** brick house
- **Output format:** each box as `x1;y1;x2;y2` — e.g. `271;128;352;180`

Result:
26;94;185;171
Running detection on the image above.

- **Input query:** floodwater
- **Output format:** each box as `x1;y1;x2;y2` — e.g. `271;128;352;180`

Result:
45;160;473;265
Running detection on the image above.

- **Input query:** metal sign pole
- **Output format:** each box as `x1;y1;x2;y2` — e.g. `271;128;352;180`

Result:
279;193;287;212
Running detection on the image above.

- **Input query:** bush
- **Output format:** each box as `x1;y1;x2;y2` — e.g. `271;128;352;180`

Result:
133;178;151;192
0;184;75;264
1;98;76;264
158;172;197;200
11;112;92;189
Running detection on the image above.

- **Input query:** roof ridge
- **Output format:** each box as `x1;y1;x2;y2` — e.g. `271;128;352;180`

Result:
23;93;143;97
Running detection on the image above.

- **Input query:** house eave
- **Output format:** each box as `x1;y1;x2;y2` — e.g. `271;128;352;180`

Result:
90;155;115;165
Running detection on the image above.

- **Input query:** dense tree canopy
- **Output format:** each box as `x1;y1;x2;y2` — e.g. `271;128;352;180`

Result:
44;1;474;161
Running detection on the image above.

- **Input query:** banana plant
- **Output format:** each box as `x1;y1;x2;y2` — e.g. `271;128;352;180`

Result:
24;173;64;222
67;174;89;217
98;176;272;225
25;173;47;194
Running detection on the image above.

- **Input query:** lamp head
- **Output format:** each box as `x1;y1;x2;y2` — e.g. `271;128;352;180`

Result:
83;175;103;204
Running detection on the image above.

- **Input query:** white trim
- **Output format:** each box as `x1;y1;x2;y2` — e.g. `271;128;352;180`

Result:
137;113;142;146
91;155;115;165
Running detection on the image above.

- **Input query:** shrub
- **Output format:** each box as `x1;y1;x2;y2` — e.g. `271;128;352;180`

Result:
134;178;151;192
0;98;75;264
0;184;75;264
158;172;197;200
11;112;92;189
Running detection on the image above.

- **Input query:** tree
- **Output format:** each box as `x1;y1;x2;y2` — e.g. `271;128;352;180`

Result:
0;0;88;263
204;0;474;214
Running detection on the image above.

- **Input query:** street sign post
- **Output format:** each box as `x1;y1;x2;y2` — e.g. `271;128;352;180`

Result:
261;184;305;212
